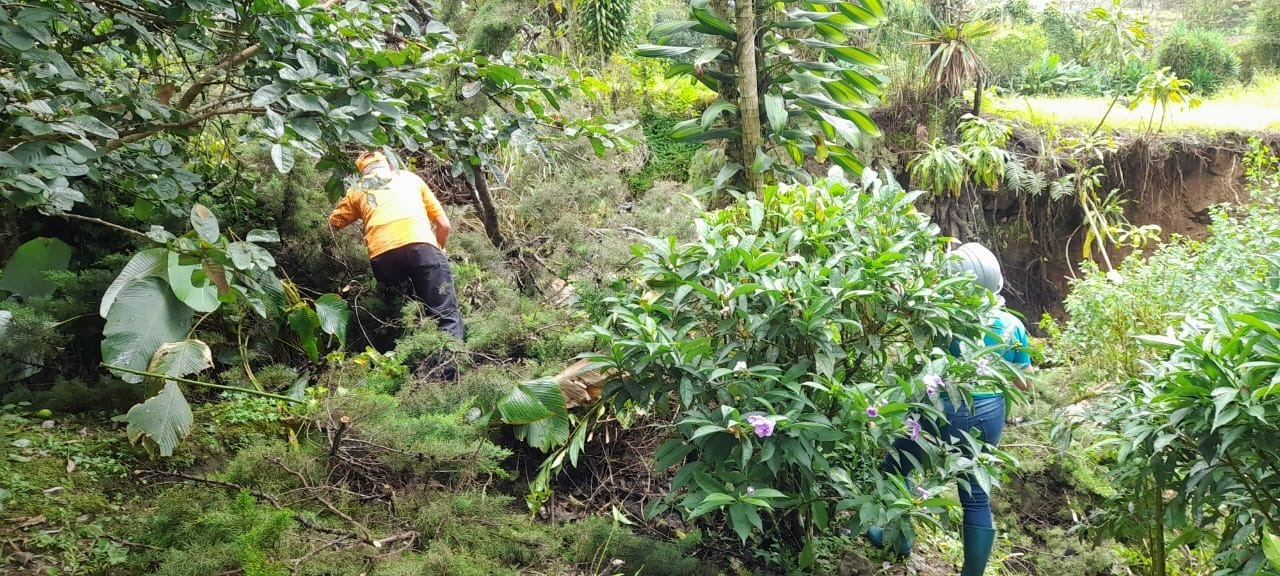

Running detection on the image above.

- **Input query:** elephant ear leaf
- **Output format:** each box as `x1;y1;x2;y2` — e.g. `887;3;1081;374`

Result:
102;277;194;383
126;381;194;457
0;237;72;299
125;340;211;457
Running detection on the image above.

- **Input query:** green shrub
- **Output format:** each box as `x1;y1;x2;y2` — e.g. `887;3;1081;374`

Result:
1254;0;1280;69
1049;144;1280;382
1019;52;1089;95
629;112;701;194
592;172;1022;563
1156;26;1241;94
1039;6;1082;61
979;25;1048;88
1090;268;1280;575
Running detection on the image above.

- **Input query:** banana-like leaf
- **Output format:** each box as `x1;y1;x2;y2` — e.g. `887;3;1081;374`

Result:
690;7;737;40
287;306;321;361
825;144;867;174
815;111;863;147
102;277;195;383
1264;529;1280;571
669;118;706;141
836;2;882;26
673;127;741;143
764;93;788;133
126;381;194;457
834;108;881;137
701;99;739;130
167;251;220;313
650;19;698;40
823;79;871;107
795;92;849;111
0;237;71;299
636;44;699;58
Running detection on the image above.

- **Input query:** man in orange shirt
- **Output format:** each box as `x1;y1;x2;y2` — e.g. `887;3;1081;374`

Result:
329;151;464;345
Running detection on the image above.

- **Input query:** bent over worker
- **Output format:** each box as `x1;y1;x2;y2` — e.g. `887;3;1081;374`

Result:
329;151;464;341
868;242;1033;576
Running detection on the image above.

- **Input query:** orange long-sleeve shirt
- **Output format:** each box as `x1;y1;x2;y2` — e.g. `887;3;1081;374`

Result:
329;170;447;259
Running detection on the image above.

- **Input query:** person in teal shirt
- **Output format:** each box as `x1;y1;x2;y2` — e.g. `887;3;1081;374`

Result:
869;242;1033;576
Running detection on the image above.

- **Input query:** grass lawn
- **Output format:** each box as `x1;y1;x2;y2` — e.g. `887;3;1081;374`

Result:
986;74;1280;134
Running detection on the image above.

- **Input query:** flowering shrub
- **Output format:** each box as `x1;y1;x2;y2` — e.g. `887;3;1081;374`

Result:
590;171;1023;564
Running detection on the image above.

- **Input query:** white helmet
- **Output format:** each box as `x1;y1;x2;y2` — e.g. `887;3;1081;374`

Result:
952;242;1004;294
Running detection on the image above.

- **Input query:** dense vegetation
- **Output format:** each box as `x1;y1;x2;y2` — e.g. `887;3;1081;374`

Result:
4;0;1280;575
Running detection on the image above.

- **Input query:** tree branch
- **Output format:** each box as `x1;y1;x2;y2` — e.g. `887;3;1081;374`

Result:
174;0;343;110
55;212;155;242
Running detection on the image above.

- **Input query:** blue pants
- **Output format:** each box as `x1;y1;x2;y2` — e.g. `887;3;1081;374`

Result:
882;395;1005;529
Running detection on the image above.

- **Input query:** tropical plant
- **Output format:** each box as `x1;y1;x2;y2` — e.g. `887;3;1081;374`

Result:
1080;0;1152;134
1156;26;1242;95
1090;264;1280;575
1127;66;1201;135
1019;52;1089;95
1255;0;1280;68
585;171;1025;565
0;0;630;454
579;0;635;58
1039;6;1082;61
910;17;999;98
637;0;887;193
975;24;1046;88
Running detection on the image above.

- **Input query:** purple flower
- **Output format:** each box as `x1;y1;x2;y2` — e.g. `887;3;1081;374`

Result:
916;486;928;499
866;406;879;418
923;374;943;396
747;414;775;438
976;358;991;376
746;486;756;496
905;417;921;441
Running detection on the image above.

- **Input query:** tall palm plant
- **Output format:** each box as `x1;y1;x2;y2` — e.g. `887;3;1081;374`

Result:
909;15;997;99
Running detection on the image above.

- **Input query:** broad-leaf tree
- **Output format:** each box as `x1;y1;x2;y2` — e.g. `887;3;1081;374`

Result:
638;0;887;194
0;0;626;454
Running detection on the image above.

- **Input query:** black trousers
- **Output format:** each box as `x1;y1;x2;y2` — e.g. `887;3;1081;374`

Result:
369;243;464;340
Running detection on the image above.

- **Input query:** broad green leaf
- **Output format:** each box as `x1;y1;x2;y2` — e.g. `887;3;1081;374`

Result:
287;306;321;361
0;237;71;298
498;378;557;423
126;381;193;457
190;203;219;243
101;248;168;317
650;20;698;40
251;81;290;107
147;340;213;383
1264;529;1280;571
315;293;349;346
690;7;737;39
764;93;787;133
729;503;754;543
271;143;296;174
102;277;194;383
167;251;220;313
246;229;281;243
701;99;739;130
635;44;699;59
500;378;570;452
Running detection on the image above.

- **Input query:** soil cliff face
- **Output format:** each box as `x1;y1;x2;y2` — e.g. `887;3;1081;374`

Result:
996;133;1276;328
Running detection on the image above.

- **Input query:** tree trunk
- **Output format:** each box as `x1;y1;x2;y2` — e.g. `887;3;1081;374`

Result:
470;167;506;248
972;75;983;116
734;0;763;195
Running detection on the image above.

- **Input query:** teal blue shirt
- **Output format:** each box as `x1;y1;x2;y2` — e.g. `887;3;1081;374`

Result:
949;309;1032;397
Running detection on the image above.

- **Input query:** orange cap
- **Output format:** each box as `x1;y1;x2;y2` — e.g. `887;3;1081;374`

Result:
355;151;388;173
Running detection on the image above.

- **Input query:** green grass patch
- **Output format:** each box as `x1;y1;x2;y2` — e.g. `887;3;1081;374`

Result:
988;73;1280;133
